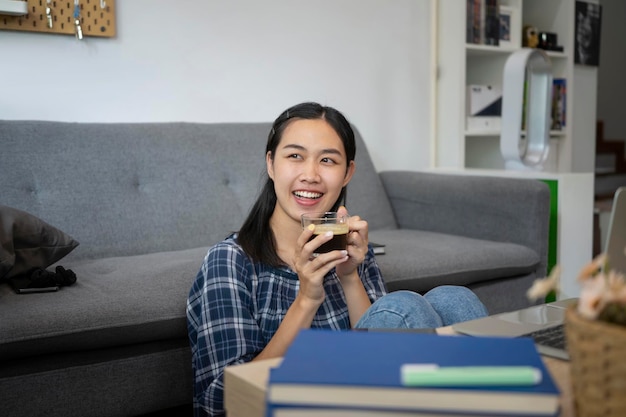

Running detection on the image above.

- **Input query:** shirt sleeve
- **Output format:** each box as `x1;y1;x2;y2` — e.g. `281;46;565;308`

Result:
186;241;264;416
360;245;388;302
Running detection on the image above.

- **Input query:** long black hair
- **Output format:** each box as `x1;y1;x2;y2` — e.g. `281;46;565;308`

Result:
237;102;356;267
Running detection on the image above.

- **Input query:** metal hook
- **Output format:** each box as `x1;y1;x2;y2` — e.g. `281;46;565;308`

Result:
74;0;83;40
45;0;53;28
100;0;106;9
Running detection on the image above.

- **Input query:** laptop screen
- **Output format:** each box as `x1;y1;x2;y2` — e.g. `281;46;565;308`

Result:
605;187;626;274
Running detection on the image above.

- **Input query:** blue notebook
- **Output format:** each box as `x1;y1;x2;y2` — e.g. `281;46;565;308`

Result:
266;329;559;416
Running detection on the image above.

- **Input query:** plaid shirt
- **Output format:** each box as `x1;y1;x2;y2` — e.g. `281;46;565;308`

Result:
186;234;387;416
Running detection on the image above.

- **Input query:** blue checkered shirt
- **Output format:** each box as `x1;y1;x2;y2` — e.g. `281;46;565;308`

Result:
186;234;387;416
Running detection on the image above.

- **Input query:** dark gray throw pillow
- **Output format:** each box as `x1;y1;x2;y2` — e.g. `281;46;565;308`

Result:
0;205;79;280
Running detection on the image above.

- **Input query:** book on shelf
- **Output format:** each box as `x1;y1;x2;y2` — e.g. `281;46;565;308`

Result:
266;329;560;417
468;0;485;44
484;0;500;46
466;0;501;46
465;0;473;43
551;78;566;130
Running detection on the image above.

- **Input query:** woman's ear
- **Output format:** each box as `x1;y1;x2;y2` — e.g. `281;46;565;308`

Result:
342;161;356;187
266;151;275;180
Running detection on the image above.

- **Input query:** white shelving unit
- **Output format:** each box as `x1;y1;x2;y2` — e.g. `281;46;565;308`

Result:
433;0;597;290
435;0;597;173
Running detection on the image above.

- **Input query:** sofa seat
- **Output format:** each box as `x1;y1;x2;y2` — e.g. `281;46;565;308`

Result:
370;229;539;293
0;247;207;361
0;228;538;361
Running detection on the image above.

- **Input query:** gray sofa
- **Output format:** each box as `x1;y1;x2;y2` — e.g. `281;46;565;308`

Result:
0;120;550;417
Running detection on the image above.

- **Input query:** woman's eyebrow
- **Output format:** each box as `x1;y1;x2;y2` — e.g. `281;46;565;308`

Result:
281;144;306;152
281;143;343;156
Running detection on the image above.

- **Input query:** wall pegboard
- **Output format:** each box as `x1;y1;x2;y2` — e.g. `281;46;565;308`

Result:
0;0;115;38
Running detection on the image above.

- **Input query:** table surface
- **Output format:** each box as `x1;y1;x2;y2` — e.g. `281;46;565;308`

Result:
544;356;574;417
225;355;575;417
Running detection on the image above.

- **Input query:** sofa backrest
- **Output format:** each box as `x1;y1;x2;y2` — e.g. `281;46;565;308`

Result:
0;120;396;260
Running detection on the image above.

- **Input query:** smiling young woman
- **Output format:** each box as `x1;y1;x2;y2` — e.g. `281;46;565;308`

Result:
186;102;488;417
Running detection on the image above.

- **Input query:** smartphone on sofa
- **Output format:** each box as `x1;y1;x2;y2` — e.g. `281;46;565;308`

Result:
9;277;59;294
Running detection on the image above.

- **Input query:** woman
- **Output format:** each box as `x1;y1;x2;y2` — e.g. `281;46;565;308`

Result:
187;102;487;416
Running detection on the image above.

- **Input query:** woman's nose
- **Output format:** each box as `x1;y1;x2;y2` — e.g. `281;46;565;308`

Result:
301;161;320;182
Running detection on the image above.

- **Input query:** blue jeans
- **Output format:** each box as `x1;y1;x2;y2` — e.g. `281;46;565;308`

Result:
355;286;488;329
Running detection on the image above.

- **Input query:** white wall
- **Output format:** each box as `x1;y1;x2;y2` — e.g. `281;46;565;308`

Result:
0;0;433;172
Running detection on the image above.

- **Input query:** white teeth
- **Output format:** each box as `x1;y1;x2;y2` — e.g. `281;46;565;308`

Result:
294;191;322;199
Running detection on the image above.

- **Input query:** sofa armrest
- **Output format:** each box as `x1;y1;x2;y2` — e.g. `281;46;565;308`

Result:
379;170;550;275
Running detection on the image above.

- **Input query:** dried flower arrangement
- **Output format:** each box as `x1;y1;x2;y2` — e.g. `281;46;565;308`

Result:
529;249;626;417
527;249;626;326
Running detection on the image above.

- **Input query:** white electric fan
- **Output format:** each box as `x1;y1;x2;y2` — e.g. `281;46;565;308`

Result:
500;48;553;170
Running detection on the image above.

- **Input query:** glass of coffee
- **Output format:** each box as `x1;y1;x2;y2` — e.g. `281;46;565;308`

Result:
301;212;349;255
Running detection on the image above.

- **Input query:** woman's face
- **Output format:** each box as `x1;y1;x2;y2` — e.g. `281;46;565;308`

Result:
267;118;355;227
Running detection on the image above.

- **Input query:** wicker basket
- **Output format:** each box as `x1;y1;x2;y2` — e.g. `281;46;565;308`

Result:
565;305;626;417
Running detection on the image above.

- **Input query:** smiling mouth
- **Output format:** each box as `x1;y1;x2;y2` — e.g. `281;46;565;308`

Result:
294;191;322;200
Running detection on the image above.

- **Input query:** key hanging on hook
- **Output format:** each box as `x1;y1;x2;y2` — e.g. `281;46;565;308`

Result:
74;0;83;40
46;0;53;29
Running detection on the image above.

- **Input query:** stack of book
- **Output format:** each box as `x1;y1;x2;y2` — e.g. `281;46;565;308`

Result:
265;329;560;417
466;0;501;46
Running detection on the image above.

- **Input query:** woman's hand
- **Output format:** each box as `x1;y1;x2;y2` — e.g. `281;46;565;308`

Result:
335;206;368;281
293;224;349;306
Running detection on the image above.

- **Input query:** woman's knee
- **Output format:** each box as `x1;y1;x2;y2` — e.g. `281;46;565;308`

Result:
424;285;488;324
377;290;423;305
356;291;443;329
425;285;480;303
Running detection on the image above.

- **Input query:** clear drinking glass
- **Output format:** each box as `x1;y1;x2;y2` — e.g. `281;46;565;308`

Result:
301;212;349;254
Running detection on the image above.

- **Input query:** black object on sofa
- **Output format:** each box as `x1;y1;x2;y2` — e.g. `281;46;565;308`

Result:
0;120;549;416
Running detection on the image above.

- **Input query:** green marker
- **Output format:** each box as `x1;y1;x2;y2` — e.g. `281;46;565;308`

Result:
400;364;542;387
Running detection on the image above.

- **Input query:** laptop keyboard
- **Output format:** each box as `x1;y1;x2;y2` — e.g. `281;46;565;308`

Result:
525;324;566;350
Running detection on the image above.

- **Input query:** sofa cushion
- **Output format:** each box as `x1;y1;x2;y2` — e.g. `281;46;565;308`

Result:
0;247;207;361
0;122;270;262
344;126;398;230
0;205;79;280
370;229;540;293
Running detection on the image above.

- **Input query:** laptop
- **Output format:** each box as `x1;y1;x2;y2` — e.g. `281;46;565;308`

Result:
452;187;626;360
604;187;626;274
